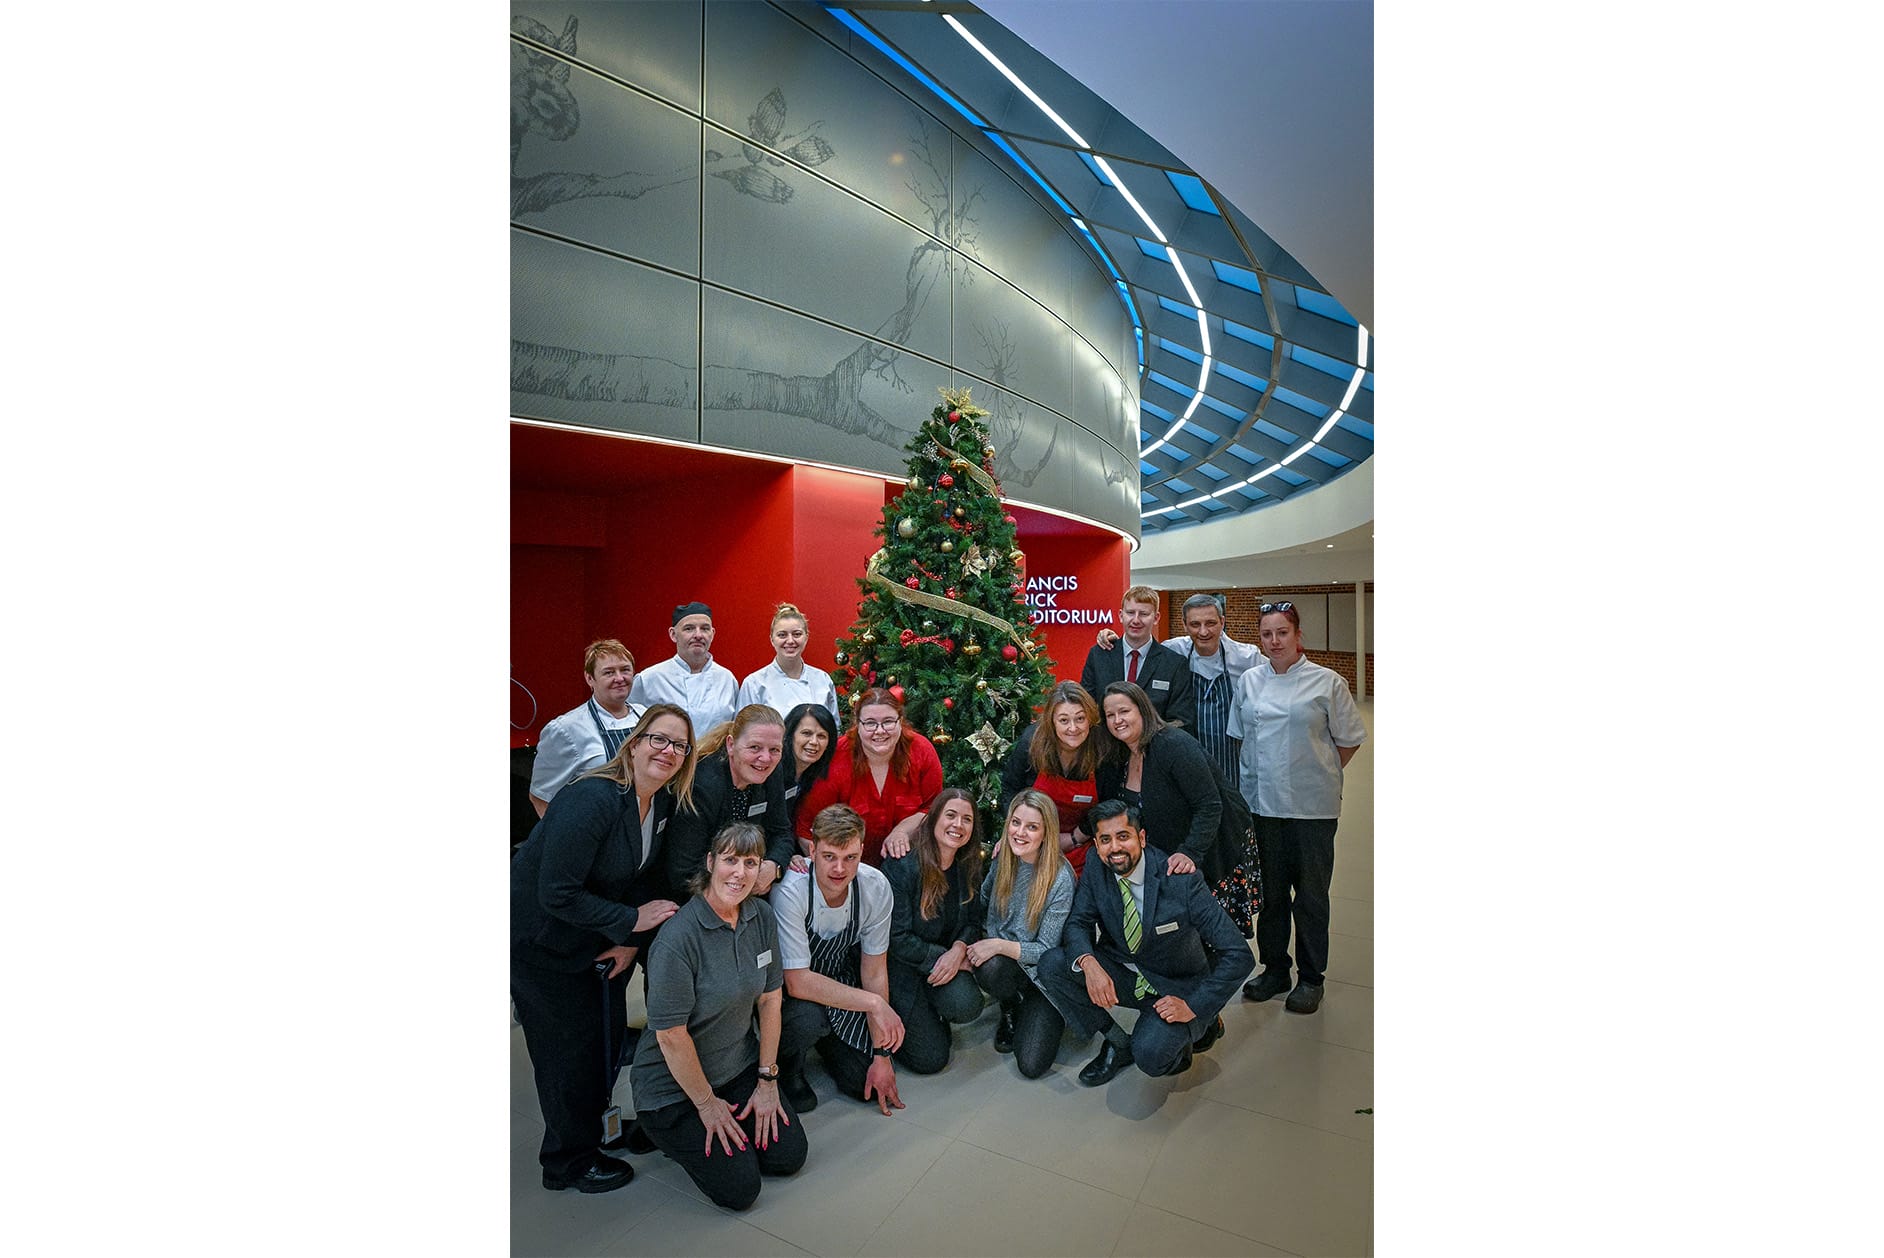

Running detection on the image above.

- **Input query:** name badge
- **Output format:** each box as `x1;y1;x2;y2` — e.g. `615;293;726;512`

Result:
1073;794;1093;803
1151;679;1170;690
784;785;799;801
756;949;773;969
1154;921;1179;936
746;801;768;818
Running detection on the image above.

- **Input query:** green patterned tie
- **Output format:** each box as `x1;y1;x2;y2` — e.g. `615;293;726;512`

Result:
1119;876;1154;998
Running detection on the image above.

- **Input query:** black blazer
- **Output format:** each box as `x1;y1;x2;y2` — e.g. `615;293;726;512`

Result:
660;751;796;895
510;775;675;972
1080;638;1197;729
1096;727;1224;880
1058;844;1252;1020
880;851;981;973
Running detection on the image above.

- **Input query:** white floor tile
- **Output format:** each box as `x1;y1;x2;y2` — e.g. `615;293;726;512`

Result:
1109;1201;1297;1257
608;1179;817;1257
1188;1025;1374;1141
1238;977;1373;1054
956;1067;1203;1198
857;1143;1134;1257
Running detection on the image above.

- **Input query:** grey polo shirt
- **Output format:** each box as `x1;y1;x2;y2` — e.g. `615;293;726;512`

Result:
628;895;783;1114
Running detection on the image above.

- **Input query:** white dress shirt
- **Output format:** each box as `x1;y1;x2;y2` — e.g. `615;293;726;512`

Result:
736;660;839;719
1233;655;1367;819
528;700;643;803
629;653;739;736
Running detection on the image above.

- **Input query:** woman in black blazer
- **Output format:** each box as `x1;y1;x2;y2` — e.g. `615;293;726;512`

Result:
1094;681;1223;882
511;702;700;1195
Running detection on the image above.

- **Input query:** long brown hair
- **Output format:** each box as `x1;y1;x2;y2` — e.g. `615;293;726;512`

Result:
582;702;699;812
1096;680;1169;763
909;787;983;919
990;790;1067;935
1029;681;1101;781
847;687;913;781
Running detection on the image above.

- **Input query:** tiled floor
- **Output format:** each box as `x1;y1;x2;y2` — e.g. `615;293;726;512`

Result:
513;703;1374;1256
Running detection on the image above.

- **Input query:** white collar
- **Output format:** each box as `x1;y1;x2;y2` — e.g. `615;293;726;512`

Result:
671;651;716;676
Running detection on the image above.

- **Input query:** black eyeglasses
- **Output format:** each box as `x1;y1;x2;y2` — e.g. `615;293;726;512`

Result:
639;732;692;756
1259;601;1294;614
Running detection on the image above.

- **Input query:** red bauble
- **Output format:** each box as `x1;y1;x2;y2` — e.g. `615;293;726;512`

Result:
1002;644;1019;661
890;684;905;703
943;697;954;710
938;474;954;487
943;638;955;653
948;410;961;423
905;577;920;589
946;587;957;599
1003;514;1017;525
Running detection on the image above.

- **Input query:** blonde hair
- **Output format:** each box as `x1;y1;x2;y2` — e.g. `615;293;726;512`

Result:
583;703;698;812
1121;585;1160;609
694;703;785;762
990;790;1067;935
770;601;808;631
583;638;633;675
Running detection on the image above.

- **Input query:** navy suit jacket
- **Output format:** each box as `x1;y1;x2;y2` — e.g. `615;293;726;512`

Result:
1059;844;1253;1021
1080;638;1197;730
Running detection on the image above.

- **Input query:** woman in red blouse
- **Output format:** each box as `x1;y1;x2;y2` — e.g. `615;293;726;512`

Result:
997;681;1104;874
793;687;943;866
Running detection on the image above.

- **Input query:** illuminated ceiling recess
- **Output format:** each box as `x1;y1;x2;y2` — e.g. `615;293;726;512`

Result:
826;2;1373;535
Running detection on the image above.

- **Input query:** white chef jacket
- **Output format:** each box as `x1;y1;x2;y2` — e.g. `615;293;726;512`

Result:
736;660;839;720
1233;655;1367;819
528;700;643;803
628;653;739;738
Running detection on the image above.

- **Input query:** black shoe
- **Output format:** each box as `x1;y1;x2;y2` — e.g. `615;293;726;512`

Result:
1242;970;1291;1002
543;1154;634;1194
1077;1039;1134;1086
993;1002;1019;1054
1170;1042;1195;1076
601;1120;657;1155
1193;1015;1226;1054
780;1056;819;1114
1285;981;1324;1014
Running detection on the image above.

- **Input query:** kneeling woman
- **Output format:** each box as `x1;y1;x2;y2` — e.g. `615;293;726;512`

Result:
630;822;808;1211
965;790;1076;1078
880;788;986;1074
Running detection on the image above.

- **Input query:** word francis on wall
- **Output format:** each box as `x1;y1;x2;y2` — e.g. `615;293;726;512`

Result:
1021;575;1114;625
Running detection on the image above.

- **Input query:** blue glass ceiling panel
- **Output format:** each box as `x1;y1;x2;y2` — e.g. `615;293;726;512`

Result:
1236;484;1270;503
1227;442;1263;463
1290;344;1357;381
1166;171;1220;214
1197;461;1229;481
1295;287;1357;326
1363;371;1375;392
1163;445;1190;462
1079;151;1113;185
1215;359;1267;392
1139;461;1159;476
1145;370;1194;398
1166;478;1195;494
1135;237;1168;260
1139;491;1157;505
1158;337;1202;364
1183;418;1220;443
1252;418;1299;445
1157;295;1198;320
1269;384;1328;418
1223;319;1274;351
1197;393;1242;421
1211;260;1262;293
1336;414;1373;440
1200;497;1230;513
1140;397;1175;422
1272;466;1310;487
1305;446;1350;468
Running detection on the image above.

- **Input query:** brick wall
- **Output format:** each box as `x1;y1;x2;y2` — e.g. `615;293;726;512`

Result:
1163;583;1375;697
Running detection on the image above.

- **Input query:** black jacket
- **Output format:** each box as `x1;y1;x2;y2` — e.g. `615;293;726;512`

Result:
1096;727;1224;880
880;850;982;972
661;751;797;896
510;775;674;972
1080;638;1198;729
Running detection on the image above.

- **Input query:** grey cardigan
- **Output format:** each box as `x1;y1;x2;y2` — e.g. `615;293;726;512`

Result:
977;858;1076;978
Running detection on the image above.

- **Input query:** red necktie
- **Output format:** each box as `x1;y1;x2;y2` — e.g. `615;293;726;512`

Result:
1127;649;1140;684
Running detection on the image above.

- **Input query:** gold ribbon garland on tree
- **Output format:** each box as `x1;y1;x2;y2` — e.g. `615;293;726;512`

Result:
864;550;1039;656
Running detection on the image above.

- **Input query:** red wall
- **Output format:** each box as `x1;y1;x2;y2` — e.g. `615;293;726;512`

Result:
511;424;1132;743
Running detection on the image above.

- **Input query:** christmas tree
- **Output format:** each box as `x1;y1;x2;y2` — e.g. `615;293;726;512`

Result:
832;387;1058;828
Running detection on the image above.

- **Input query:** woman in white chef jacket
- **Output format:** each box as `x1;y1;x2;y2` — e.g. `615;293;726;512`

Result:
737;602;839;718
1231;601;1367;1017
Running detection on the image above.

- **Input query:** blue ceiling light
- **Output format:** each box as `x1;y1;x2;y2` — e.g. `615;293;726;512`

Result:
1166;171;1221;215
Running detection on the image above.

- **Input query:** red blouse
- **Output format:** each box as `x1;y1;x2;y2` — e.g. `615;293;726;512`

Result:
794;731;945;866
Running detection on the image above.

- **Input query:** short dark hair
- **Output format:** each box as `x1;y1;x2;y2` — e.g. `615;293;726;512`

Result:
1087;798;1141;833
686;821;767;896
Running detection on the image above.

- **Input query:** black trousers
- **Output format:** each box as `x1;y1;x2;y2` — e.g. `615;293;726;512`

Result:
638;1061;809;1211
1035;946;1211;1078
1254;815;1339;985
887;960;985;1074
973;953;1066;1079
778;995;873;1101
511;955;613;1180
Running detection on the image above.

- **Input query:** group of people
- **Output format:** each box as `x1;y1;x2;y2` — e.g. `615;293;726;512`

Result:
511;587;1365;1212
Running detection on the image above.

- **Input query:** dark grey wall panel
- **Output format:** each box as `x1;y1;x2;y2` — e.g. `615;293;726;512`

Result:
954;258;1073;423
701;287;945;470
1071;335;1133;461
512;2;703;112
511;229;698;440
704;0;951;234
703;123;952;362
509;47;701;273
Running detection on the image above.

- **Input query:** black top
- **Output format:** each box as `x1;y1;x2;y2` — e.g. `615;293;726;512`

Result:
1080;638;1198;730
880;850;982;972
661;751;797;895
1095;727;1223;878
510;775;673;972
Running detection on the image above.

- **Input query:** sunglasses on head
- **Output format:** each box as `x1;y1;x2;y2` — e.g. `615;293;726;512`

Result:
1259;601;1294;614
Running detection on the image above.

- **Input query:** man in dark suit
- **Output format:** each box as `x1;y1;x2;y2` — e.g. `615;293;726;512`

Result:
1080;585;1197;729
1039;800;1254;1084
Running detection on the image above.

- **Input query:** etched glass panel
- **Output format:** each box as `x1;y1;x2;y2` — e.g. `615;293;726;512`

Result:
512;2;703;111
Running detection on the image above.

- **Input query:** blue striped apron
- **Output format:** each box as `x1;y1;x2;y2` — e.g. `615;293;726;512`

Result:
1193;672;1240;789
587;699;632;760
804;883;872;1053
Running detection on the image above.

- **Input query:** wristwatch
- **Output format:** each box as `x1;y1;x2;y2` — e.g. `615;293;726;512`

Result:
756;1064;780;1081
871;1046;894;1058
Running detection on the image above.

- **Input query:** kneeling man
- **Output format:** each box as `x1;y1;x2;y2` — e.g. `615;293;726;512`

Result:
1039;800;1253;1084
773;804;906;1115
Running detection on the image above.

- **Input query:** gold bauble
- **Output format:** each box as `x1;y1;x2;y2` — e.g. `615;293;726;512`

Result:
983;445;996;459
1008;549;1024;563
897;517;917;539
940;539;954;553
951;458;969;471
963;641;982;656
907;475;922;490
933;732;953;746
953;507;966;518
975;679;988;691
